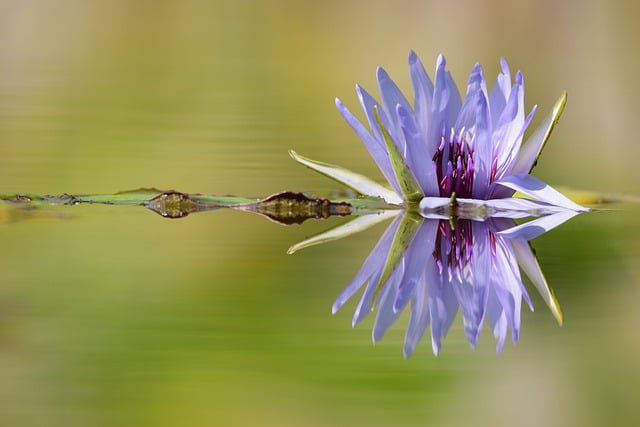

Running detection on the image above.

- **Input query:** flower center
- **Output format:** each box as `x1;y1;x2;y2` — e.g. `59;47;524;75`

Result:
432;127;475;198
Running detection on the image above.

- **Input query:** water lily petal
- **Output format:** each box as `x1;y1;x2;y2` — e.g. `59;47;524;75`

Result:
494;173;588;211
511;239;564;325
491;236;526;341
428;270;458;355
408;50;434;145
481;197;574;217
331;213;404;315
455;63;485;130
374;108;423;202
485;288;509;352
287;210;401;254
355;85;386;143
404;273;431;357
397;105;439;195
377;66;413;150
444;68;463;121
418;197;451;211
335;98;398;192
497;210;581;241
394;219;439;313
428;55;453;156
472;94;492;198
289;150;403;205
373;264;405;343
511;91;567;175
488;58;512;124
492;71;526;176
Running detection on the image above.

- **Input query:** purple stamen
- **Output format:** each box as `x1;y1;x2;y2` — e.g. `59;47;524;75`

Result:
433;220;477;283
432;128;478;198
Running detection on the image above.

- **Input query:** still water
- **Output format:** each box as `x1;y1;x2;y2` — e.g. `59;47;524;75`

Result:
1;2;640;427
0;193;638;426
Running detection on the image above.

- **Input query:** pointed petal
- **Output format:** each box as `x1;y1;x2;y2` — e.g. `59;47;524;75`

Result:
289;150;403;205
489;105;537;199
485;290;508;352
332;213;404;314
404;273;431;357
356;85;403;160
428;273;458;355
397;105;439;195
287;210;401;254
492;71;526;175
444;69;463;119
427;55;454;156
374;107;423;202
455;63;485;130
369;212;422;309
471;94;492;198
511;91;567;175
497;210;581;241
408;50;434;143
493;174;588;211
373;265;405;343
481;197;571;217
335;97;400;193
491;237;526;339
377;66;413;149
511;239;564;325
489;58;512;124
394;218;438;314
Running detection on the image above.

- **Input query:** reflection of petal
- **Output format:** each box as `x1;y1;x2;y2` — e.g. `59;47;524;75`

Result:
491;233;527;342
497;210;581;241
331;213;404;316
426;263;458;355
511;239;563;325
376;220;439;348
287;210;400;254
394;220;438;312
459;222;491;347
373;262;406;343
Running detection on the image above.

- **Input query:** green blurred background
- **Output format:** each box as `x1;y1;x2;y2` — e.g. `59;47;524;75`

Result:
0;1;639;426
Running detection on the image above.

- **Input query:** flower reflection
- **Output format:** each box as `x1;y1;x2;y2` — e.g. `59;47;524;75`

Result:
323;210;578;356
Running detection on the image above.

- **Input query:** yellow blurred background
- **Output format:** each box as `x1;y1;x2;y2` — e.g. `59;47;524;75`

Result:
0;1;639;426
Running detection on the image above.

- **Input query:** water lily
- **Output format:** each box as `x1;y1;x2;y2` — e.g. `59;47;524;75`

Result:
327;210;578;356
290;52;587;214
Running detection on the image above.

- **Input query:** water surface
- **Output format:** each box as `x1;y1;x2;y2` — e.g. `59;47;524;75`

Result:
1;2;640;426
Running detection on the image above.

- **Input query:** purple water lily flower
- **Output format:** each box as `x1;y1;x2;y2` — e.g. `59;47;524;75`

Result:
332;211;577;356
291;52;587;213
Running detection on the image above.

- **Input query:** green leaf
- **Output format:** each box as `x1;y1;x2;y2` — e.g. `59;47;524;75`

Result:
288;150;402;205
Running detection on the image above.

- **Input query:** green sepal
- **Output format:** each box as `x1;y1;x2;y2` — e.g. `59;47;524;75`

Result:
373;107;423;204
370;211;422;309
288;150;402;205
